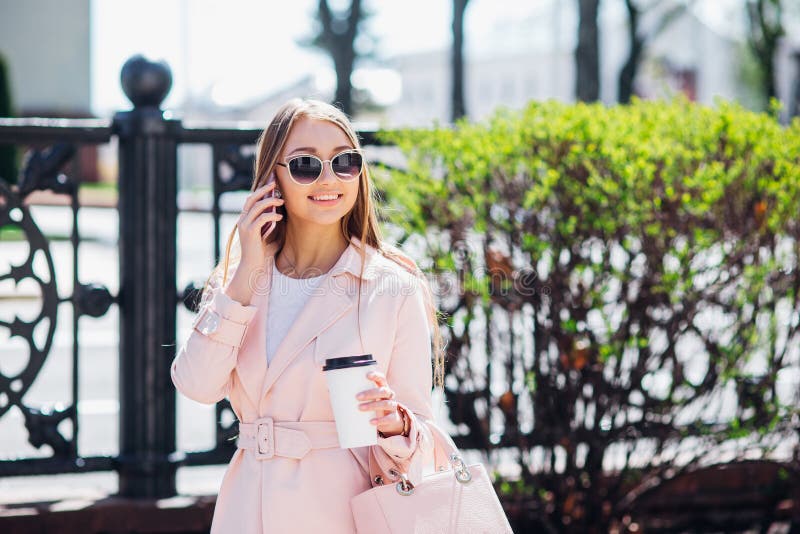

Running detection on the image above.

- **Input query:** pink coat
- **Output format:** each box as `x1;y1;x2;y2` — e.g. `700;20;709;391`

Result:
171;235;436;533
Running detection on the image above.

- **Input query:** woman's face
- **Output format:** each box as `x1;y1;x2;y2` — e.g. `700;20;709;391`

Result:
276;117;360;228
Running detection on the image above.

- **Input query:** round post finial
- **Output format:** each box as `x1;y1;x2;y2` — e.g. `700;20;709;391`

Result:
120;55;172;109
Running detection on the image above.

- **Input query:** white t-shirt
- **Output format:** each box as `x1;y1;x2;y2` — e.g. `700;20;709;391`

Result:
266;263;327;366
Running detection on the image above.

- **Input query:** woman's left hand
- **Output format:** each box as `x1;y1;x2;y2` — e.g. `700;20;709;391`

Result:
356;370;405;437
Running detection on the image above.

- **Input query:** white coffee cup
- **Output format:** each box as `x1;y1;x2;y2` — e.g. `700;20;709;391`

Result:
322;354;379;448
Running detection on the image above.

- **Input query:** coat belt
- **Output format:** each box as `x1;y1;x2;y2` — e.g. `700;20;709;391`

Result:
237;417;340;460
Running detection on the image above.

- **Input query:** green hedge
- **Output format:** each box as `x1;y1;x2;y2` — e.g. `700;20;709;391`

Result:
377;98;800;531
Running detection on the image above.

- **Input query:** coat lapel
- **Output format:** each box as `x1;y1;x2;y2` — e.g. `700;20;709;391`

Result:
233;241;279;411
231;235;380;414
256;275;352;414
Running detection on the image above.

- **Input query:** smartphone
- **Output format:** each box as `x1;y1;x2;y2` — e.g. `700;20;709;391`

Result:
261;171;278;239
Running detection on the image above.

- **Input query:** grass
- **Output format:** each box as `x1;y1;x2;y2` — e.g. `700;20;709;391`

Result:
0;226;79;242
0;226;24;241
79;181;117;191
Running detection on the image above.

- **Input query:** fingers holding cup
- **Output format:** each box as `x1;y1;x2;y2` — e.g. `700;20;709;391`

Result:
355;370;404;433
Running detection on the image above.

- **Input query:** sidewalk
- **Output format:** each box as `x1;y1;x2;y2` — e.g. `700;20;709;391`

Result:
0;494;217;534
19;187;247;213
0;466;226;534
21;188;117;209
0;466;227;505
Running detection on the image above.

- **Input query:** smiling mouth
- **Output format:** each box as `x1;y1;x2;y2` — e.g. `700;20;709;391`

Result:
308;194;343;201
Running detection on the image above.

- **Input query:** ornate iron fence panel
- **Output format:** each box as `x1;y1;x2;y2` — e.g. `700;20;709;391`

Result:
0;126;115;477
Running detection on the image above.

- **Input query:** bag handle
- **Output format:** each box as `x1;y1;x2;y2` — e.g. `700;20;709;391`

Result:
383;417;473;495
422;418;462;472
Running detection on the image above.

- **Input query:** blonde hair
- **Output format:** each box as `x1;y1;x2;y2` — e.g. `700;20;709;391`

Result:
200;98;445;390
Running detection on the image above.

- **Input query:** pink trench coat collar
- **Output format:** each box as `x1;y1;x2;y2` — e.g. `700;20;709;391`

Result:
235;235;381;415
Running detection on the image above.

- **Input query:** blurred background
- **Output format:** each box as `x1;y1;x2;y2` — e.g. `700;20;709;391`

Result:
1;0;798;189
2;0;799;190
1;1;800;533
3;0;800;118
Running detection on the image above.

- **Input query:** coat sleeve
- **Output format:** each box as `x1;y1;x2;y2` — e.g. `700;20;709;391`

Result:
171;270;259;404
368;275;435;488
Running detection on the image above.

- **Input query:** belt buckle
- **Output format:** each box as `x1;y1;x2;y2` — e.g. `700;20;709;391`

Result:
255;417;275;460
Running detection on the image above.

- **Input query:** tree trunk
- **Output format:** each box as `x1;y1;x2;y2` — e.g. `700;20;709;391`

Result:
333;48;356;116
618;0;642;103
761;49;777;102
576;0;601;102
311;0;363;116
582;442;608;532
791;52;800;119
747;0;784;106
451;0;469;122
619;0;689;103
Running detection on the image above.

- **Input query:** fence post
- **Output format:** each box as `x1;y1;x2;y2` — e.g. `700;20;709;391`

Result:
113;55;179;498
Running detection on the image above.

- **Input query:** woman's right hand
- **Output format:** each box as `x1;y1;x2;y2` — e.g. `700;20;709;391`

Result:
223;181;284;306
237;180;284;266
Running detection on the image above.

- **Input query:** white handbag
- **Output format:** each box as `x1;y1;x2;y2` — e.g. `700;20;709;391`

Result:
350;420;515;533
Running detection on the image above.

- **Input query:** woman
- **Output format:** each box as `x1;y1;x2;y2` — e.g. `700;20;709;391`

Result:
171;98;445;533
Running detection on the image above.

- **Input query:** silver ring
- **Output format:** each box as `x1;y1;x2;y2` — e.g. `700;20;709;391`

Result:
455;467;472;483
395;473;414;496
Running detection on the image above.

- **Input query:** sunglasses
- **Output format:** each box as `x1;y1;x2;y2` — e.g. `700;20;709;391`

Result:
275;149;364;185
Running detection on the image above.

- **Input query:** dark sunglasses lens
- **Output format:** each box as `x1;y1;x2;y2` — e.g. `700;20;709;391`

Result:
288;156;322;183
331;152;363;179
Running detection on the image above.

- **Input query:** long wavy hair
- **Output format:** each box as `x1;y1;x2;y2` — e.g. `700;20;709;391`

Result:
200;98;445;390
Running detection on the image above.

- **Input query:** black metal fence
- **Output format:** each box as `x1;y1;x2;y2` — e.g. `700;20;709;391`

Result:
0;56;390;498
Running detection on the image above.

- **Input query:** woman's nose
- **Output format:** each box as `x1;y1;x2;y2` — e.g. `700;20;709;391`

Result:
318;161;338;184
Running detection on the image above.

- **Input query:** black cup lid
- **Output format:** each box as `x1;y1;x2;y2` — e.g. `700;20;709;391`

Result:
322;354;376;372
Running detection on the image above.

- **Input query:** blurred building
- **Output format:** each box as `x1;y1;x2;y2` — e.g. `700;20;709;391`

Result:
0;0;98;183
619;5;742;104
382;3;772;128
0;0;91;116
175;0;800;189
384;47;574;127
